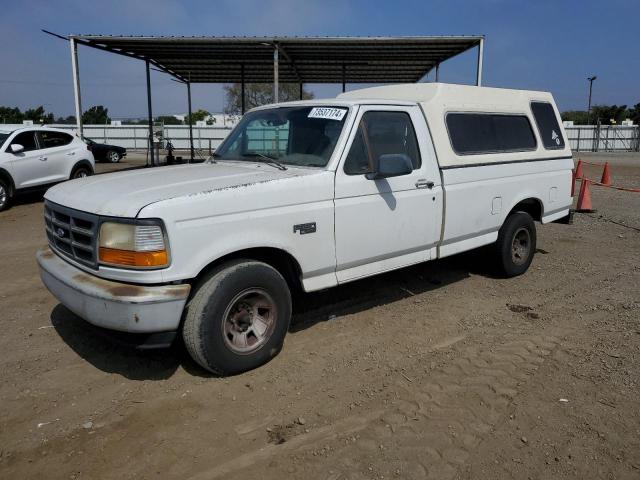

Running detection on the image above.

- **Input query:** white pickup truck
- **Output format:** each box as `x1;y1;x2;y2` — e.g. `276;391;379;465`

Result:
37;83;573;374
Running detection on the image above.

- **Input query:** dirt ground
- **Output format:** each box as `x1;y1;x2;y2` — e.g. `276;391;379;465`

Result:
0;153;639;480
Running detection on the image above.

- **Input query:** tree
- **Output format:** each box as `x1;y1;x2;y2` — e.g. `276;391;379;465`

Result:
0;106;24;124
23;106;54;124
186;109;215;125
590;104;628;125
625;103;640;125
223;83;314;115
155;115;183;125
55;115;77;125
561;110;590;125
82;105;110;124
561;105;637;125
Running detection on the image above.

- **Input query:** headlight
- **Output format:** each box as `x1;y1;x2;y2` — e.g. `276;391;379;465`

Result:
98;220;169;268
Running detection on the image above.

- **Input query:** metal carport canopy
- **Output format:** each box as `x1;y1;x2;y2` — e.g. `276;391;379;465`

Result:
68;35;485;85
51;34;485;166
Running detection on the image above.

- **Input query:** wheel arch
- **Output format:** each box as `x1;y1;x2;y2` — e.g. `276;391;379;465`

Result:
508;197;543;222
70;159;94;177
0;168;15;196
192;247;304;294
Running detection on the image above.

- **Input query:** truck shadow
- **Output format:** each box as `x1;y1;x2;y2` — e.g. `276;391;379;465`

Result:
290;248;494;332
50;304;184;381
50;247;496;380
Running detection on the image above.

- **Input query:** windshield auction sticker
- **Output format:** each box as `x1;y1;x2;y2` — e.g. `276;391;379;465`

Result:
308;107;347;121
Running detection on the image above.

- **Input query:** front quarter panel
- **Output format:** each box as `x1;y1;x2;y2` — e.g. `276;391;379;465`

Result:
138;170;338;290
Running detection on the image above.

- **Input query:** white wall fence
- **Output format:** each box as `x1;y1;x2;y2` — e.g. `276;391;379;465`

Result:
564;125;639;152
4;123;639;153
54;125;235;152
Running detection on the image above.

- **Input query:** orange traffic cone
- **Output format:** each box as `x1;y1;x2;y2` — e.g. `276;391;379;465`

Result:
576;178;595;213
575;159;584;179
600;162;612;186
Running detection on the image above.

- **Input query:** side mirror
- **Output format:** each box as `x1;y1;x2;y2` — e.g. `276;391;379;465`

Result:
10;144;24;154
366;154;413;180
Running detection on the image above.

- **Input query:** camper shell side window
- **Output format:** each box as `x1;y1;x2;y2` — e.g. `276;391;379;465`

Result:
445;112;537;155
530;101;565;150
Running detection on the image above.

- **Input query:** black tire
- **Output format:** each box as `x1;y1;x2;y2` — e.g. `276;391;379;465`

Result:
182;260;292;375
106;150;121;163
0;178;10;212
494;211;537;278
70;164;93;179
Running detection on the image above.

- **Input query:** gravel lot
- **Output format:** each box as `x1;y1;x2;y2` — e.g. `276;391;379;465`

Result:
0;153;638;480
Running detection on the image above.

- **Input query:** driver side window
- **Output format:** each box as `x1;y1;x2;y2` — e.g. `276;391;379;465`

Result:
344;111;421;175
10;131;38;152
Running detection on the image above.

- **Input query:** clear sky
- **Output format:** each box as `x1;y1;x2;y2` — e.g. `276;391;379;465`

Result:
1;0;638;119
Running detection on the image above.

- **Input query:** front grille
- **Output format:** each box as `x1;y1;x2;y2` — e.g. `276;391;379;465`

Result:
44;201;99;269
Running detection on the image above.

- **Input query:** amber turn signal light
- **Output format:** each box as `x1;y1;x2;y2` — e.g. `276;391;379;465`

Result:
99;247;168;268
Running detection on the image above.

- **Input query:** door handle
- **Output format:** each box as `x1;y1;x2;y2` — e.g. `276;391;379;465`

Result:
415;180;435;189
67;152;76;156
39;156;48;161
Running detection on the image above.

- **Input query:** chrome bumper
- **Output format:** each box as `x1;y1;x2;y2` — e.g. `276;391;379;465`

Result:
37;247;190;333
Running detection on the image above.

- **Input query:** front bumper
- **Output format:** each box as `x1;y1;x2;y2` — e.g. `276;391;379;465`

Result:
37;247;190;333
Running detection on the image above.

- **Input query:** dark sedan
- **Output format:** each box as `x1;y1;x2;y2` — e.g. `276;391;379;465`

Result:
85;138;127;163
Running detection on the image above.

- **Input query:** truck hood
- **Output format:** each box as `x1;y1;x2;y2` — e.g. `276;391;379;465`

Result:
45;162;317;218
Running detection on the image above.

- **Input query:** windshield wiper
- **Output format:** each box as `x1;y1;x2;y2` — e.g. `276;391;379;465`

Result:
242;152;288;171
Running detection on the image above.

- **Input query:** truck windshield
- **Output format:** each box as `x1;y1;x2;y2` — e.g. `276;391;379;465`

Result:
213;106;349;168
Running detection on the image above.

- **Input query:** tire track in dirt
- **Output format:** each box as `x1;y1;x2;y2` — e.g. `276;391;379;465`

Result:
192;332;559;480
307;334;560;480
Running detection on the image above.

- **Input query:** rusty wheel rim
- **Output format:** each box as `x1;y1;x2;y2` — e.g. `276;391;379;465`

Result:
511;227;531;266
222;288;277;355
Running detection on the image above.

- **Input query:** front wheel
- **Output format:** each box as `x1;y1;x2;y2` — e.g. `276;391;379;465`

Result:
0;179;10;212
71;165;92;179
182;260;292;375
494;211;536;277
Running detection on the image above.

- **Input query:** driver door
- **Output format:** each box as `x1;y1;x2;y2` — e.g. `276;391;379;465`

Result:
334;105;442;283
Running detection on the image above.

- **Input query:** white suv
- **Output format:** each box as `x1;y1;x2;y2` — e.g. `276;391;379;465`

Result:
0;127;95;211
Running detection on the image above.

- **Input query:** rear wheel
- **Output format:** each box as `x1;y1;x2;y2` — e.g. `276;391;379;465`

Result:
106;150;121;163
182;260;292;375
71;164;92;179
0;179;10;212
494;211;536;277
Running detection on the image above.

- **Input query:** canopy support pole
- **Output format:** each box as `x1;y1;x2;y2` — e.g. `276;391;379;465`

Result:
273;47;279;103
299;82;303;100
241;64;245;114
476;38;484;86
435;63;440;82
342;64;346;93
146;60;155;167
69;38;83;138
187;80;194;163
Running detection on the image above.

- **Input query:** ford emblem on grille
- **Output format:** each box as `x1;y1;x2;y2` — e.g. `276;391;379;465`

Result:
55;227;66;238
